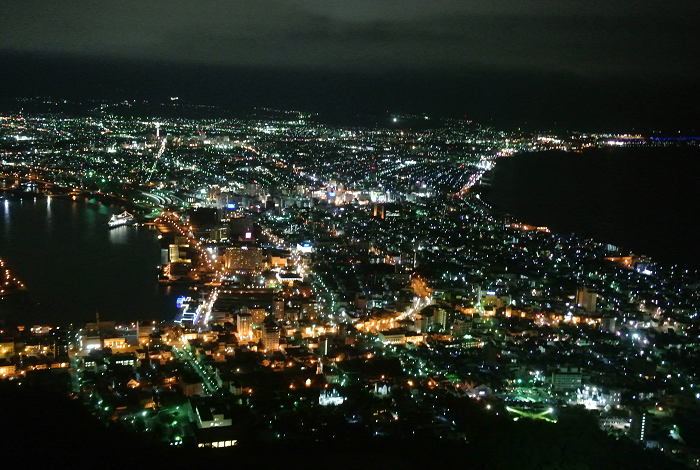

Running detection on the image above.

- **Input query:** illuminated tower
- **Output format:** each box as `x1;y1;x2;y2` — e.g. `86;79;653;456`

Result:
236;313;253;341
262;320;280;352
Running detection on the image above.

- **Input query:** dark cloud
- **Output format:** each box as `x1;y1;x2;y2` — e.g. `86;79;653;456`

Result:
1;0;699;77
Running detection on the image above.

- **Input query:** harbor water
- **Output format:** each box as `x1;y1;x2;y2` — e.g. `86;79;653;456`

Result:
0;194;186;325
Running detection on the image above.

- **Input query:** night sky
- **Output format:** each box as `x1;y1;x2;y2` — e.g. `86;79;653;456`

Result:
2;0;699;129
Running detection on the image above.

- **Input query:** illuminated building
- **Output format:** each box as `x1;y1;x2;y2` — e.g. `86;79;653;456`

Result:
577;385;622;409
551;367;582;391
192;401;232;428
373;203;385;219
373;383;390;397
300;300;317;321
164;261;194;281
378;329;406;345
630;412;649;442
103;337;128;349
137;323;154;344
236;313;253;341
249;308;266;326
273;295;285;320
318;335;330;356
113;353;137;368
0;363;16;376
81;335;102;351
576;286;597;313
413;313;429;334
196;438;238;448
0;340;15;358
269;252;289;268
195;427;239;448
262;321;280;352
405;332;424;345
635;259;656;276
319;388;345;406
413;305;447;333
450;315;473;336
433;307;447;330
277;271;303;285
284;305;300;322
224;245;263;272
296;242;313;253
604;255;638;269
169;243;191;263
81;356;99;371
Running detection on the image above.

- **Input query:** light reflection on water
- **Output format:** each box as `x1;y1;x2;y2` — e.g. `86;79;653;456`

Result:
108;225;131;244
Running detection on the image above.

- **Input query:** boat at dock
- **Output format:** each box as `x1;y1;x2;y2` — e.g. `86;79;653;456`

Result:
108;211;134;228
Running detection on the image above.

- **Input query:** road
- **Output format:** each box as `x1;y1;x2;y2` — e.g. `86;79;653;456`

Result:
171;344;222;396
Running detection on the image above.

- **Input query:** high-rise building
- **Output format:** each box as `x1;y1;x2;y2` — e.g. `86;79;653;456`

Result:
301;300;317;321
413;306;447;333
413;313;430;334
450;314;473;336
262;321;280;352
225;245;263;273
434;307;447;331
236;313;253;341
576;286;597;313
273;296;285;320
318;335;330;357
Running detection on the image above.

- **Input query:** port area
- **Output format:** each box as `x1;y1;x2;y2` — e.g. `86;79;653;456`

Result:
155;212;221;288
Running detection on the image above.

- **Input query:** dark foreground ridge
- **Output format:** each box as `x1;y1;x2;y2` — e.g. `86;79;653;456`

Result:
0;381;684;470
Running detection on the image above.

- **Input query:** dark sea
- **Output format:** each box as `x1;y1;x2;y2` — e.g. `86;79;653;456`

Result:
483;146;700;271
0;194;187;326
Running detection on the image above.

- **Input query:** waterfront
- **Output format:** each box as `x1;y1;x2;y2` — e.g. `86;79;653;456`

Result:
484;146;700;270
0;194;185;325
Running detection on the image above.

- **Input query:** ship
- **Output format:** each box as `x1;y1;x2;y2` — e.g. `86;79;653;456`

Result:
108;211;134;228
